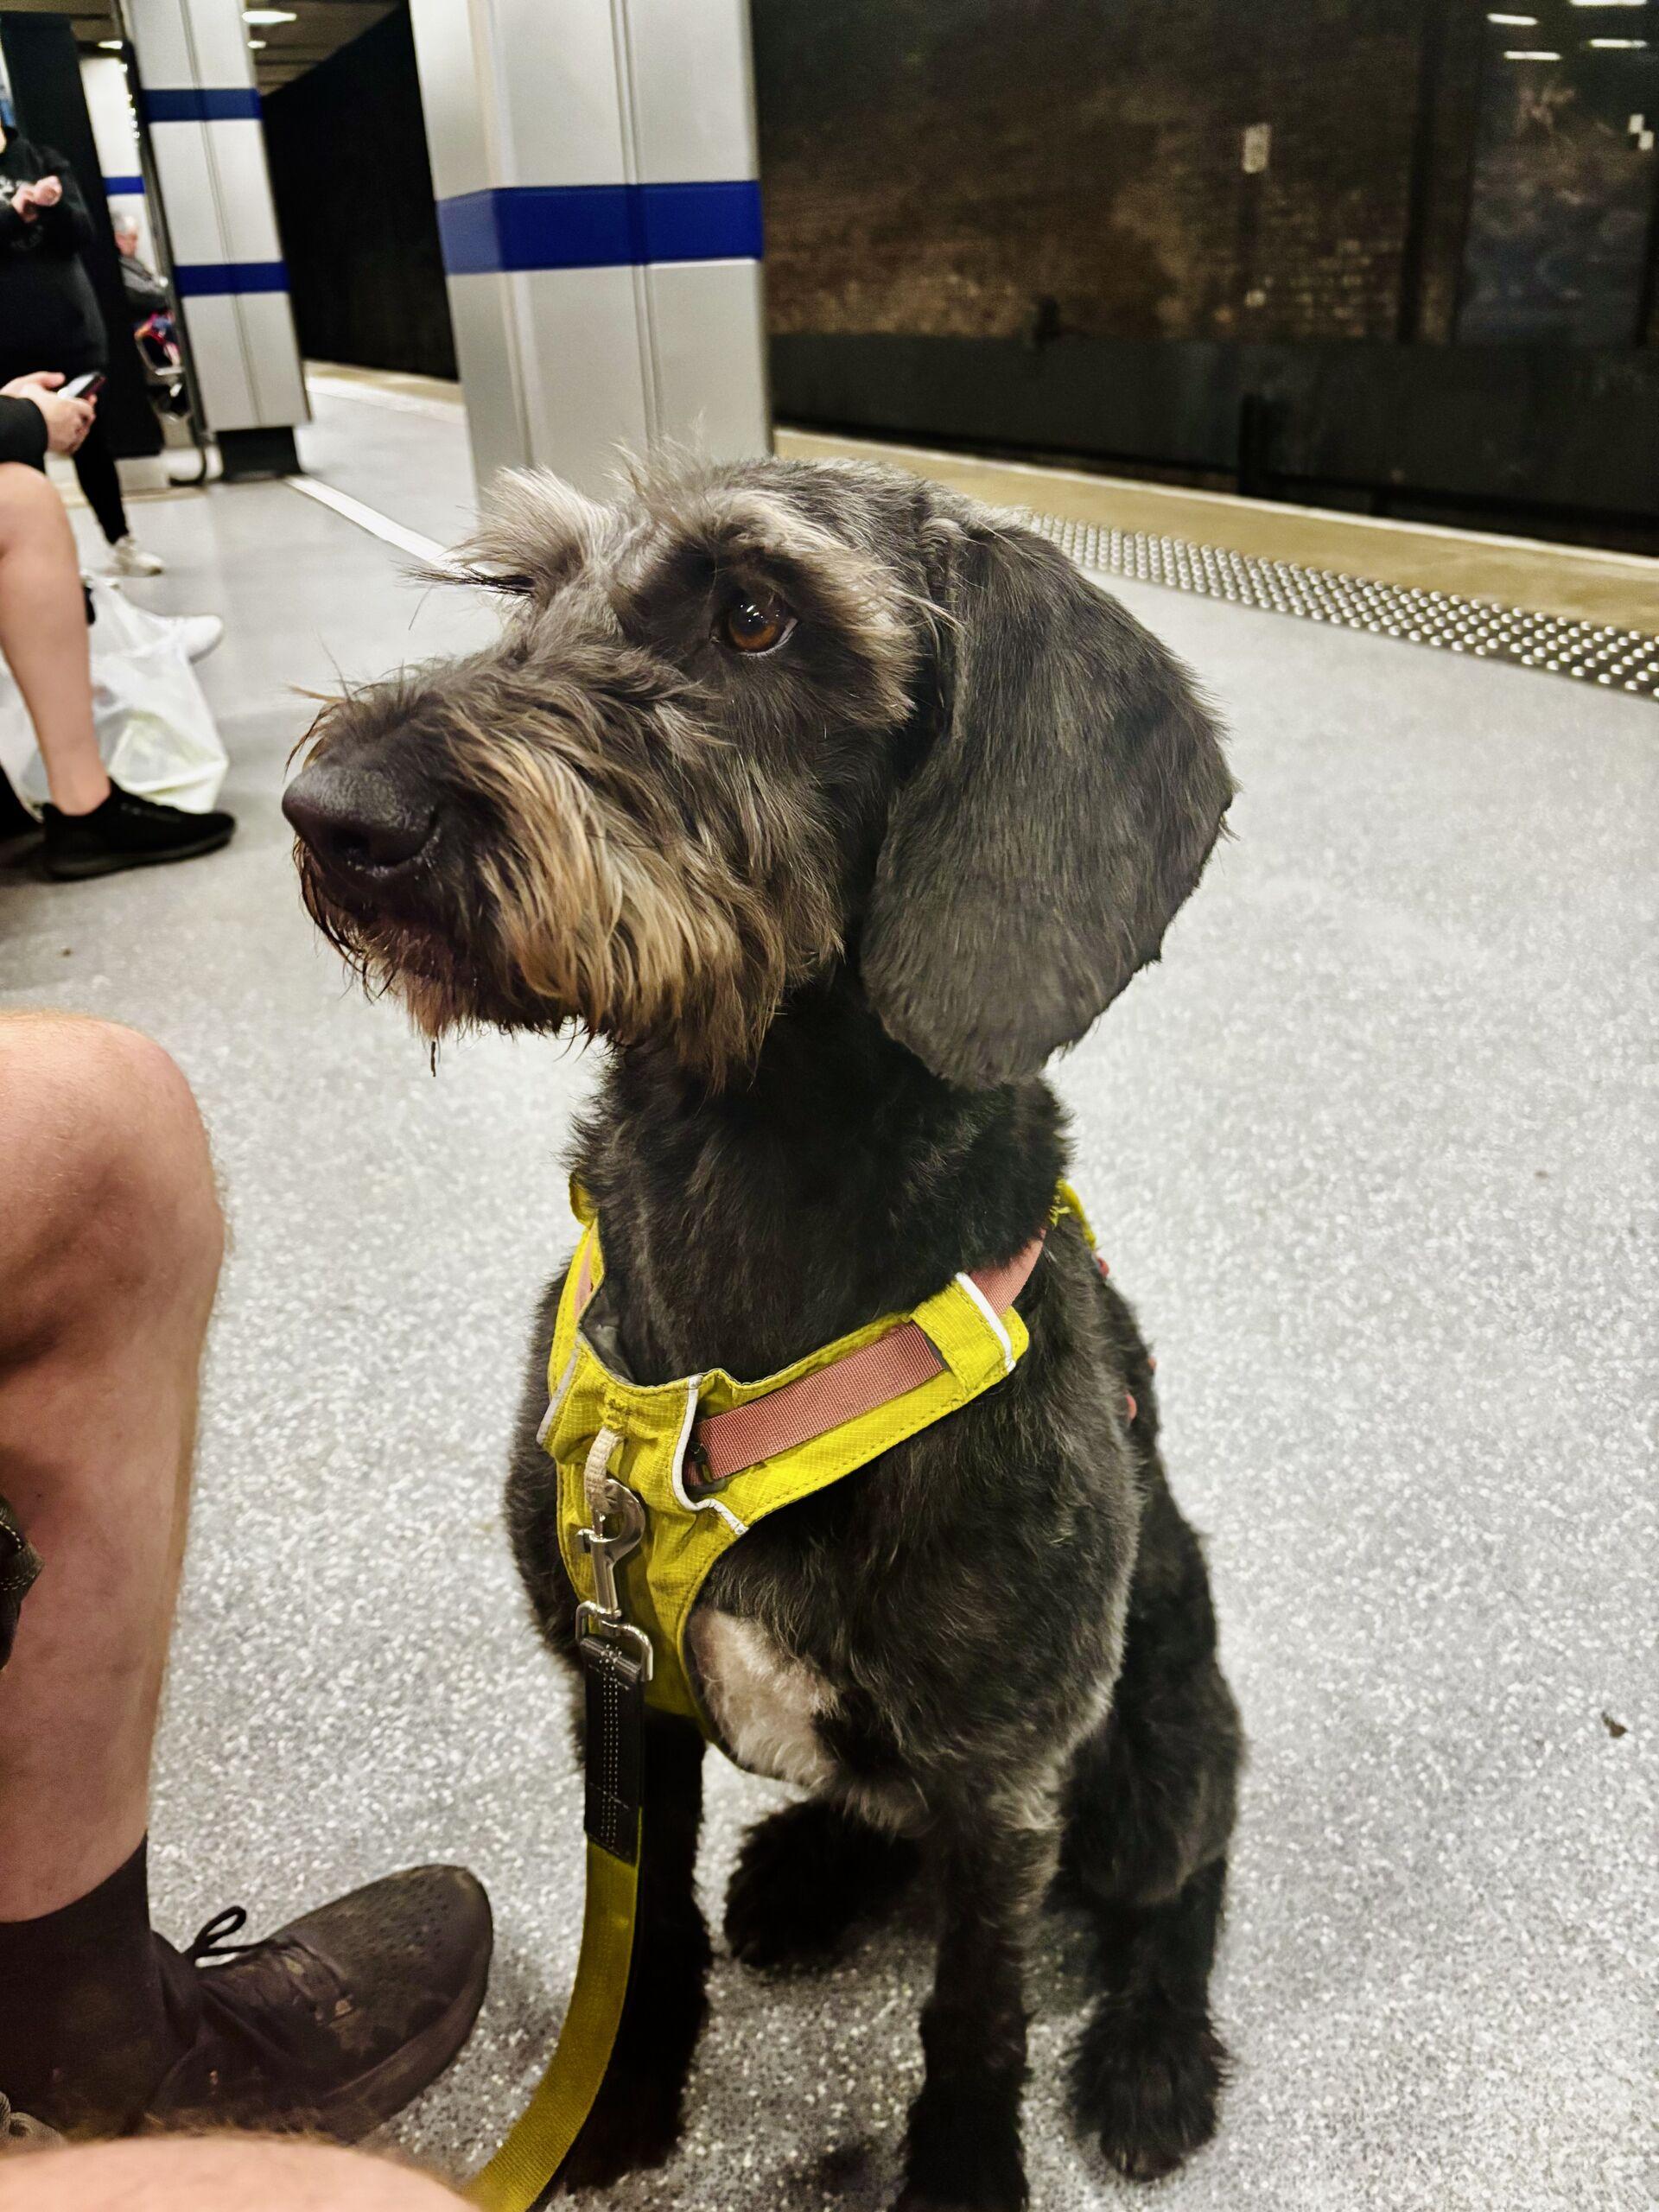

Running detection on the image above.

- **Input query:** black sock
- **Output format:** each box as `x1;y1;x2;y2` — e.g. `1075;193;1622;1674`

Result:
0;1839;174;2132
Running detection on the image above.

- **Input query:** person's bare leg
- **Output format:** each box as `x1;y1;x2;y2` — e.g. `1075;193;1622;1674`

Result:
0;1013;219;1916
0;2137;464;2210
0;467;110;817
0;1014;493;2139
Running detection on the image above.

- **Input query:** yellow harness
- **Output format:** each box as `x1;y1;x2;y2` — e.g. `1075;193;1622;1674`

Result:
468;1179;1094;2210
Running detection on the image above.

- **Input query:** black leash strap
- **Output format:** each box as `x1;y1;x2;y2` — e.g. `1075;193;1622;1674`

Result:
465;1542;648;2207
581;1632;645;1865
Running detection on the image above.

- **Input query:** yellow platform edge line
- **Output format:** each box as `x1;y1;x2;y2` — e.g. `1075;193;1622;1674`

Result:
776;426;1659;637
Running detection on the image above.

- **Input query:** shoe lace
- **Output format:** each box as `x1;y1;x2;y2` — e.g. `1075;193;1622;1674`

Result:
184;1904;257;1963
0;2088;62;2147
173;1906;352;2080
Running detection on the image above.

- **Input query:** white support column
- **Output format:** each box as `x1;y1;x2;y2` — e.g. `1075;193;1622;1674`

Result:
408;0;769;501
80;54;156;265
123;0;306;478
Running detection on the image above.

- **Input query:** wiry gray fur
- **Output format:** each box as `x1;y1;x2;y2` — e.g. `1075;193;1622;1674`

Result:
284;454;1243;2208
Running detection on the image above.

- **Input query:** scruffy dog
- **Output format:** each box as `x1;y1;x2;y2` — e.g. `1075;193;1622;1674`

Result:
284;455;1242;2208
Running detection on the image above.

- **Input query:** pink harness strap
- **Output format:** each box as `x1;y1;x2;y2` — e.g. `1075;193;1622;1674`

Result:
689;1230;1048;1489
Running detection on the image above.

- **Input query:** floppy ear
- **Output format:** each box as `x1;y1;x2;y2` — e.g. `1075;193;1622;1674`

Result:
861;512;1233;1087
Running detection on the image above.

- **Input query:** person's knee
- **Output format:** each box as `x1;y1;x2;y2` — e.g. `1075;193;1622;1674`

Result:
0;2136;464;2211
0;460;67;544
0;1014;223;1351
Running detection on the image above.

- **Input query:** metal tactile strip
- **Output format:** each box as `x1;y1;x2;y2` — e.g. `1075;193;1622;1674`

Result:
1030;513;1659;702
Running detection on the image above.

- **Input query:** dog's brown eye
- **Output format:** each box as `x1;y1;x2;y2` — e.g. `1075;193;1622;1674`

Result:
717;594;793;655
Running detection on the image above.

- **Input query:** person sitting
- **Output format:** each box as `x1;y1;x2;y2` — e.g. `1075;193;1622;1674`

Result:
0;374;235;877
110;210;168;326
0;1012;495;2158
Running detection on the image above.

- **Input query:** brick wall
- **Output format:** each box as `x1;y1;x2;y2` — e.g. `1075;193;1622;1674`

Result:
753;0;1442;346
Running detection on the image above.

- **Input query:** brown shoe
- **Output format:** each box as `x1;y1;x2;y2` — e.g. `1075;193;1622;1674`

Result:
143;1866;492;2140
0;2090;65;2151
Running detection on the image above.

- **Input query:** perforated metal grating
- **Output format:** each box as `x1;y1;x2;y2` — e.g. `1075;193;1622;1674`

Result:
1028;513;1659;702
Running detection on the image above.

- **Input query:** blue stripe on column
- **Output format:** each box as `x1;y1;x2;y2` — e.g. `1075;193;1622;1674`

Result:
173;259;288;297
103;173;145;195
141;87;261;123
436;179;762;276
635;181;763;263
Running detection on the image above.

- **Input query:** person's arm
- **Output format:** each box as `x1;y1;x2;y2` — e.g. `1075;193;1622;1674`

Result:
122;254;169;319
0;397;48;470
32;151;96;256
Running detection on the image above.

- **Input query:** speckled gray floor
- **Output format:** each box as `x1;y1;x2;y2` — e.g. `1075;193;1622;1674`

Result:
1;388;1654;2212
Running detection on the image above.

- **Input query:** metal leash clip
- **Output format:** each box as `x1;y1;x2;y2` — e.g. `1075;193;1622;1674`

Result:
574;1429;653;1681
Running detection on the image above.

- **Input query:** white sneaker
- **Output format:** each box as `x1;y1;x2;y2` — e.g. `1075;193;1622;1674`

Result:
165;613;224;663
111;535;166;577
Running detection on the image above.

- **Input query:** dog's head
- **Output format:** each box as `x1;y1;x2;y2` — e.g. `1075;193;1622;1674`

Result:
285;456;1231;1086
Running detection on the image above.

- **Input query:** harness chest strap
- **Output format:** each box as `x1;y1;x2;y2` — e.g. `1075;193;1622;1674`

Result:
467;1181;1104;2210
687;1231;1044;1484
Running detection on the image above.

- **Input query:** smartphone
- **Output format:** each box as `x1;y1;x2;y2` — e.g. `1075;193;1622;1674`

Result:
62;372;106;400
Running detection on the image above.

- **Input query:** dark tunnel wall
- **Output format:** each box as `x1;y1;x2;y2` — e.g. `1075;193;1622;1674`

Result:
263;5;454;381
753;0;1659;532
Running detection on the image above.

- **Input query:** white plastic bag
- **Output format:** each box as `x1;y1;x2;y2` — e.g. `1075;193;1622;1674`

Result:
0;577;227;817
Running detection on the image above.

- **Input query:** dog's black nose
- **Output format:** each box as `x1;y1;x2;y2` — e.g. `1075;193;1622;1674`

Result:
283;763;435;874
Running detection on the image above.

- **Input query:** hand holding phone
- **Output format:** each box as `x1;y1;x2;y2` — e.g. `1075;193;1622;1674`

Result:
1;372;96;454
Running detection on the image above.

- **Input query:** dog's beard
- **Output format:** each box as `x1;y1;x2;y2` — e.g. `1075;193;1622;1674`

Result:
442;742;840;1078
293;789;837;1077
293;845;532;1043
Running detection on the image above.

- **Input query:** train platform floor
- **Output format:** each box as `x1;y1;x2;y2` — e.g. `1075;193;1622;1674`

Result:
3;368;1652;2212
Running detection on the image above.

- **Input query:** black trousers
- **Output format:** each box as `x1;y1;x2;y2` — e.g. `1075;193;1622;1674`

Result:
69;419;130;546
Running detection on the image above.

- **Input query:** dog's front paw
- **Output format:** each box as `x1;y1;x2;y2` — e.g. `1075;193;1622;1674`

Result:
895;2195;1022;2212
1071;1999;1228;2182
894;2175;1025;2212
725;1798;917;1970
552;2066;683;2194
898;2077;1027;2212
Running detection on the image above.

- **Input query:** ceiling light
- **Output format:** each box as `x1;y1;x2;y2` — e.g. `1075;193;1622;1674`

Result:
242;9;296;22
97;36;123;48
1569;1;1648;9
247;37;267;48
1488;10;1538;20
1504;45;1563;54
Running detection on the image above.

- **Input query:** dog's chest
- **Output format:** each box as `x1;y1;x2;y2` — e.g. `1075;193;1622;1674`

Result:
684;1607;836;1791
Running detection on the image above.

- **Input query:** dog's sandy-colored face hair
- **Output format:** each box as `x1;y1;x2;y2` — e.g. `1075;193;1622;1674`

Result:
288;455;1232;1087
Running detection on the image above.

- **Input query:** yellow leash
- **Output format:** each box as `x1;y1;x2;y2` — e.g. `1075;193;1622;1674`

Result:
466;1837;638;2211
467;1439;653;2212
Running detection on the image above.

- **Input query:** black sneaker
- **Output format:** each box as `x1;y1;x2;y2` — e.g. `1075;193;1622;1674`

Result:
41;781;235;880
142;1866;493;2141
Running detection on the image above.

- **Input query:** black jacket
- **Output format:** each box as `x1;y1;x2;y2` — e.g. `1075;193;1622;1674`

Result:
0;394;48;467
118;247;169;323
0;136;106;374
